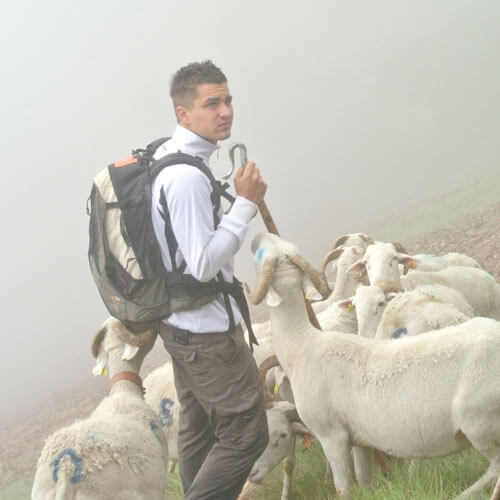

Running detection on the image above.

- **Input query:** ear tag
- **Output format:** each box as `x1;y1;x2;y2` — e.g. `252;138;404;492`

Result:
347;303;355;312
408;260;417;269
274;382;279;395
92;351;107;377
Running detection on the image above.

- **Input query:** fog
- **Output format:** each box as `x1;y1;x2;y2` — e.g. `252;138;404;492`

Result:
1;0;499;419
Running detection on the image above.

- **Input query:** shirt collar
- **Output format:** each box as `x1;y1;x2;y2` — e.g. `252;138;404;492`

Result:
171;125;219;165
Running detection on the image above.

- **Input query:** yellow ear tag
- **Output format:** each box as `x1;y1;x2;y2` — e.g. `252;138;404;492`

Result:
101;367;107;376
347;303;355;312
273;382;279;395
302;433;312;450
408;260;416;269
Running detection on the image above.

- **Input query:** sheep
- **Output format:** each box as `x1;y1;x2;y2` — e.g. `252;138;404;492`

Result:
143;359;312;500
31;318;168;500
238;401;312;500
246;232;500;500
143;358;179;473
408;252;482;272
349;242;500;319
340;283;474;339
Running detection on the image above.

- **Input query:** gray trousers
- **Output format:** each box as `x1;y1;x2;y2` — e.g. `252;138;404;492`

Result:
160;323;269;500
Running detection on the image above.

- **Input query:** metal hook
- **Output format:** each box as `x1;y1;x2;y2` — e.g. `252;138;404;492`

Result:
225;143;248;179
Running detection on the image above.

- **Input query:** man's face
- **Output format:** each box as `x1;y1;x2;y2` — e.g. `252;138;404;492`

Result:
178;82;233;144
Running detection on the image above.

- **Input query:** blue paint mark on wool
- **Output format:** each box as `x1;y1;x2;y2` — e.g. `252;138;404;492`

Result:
51;448;84;483
256;247;265;263
392;327;408;339
160;397;175;428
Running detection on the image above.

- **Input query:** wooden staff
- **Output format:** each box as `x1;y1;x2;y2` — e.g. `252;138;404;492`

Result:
229;143;322;330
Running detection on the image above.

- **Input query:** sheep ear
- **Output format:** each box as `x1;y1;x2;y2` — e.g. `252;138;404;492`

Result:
122;343;140;360
266;284;283;307
348;260;366;276
337;297;354;311
92;350;108;377
303;275;323;301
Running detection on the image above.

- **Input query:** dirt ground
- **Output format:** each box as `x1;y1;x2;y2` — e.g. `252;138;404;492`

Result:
1;201;499;490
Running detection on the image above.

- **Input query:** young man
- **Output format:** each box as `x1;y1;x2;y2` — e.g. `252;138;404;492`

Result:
151;60;269;499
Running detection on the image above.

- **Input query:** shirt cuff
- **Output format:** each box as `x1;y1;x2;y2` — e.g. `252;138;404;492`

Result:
218;196;258;243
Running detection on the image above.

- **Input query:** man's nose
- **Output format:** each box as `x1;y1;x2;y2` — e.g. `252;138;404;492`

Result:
219;103;232;117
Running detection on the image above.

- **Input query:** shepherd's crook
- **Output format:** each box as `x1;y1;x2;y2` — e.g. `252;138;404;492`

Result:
229;143;322;330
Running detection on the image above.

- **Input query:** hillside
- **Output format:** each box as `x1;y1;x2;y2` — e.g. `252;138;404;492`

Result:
1;178;499;498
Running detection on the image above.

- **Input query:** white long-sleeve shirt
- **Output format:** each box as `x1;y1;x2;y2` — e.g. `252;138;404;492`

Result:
151;125;257;333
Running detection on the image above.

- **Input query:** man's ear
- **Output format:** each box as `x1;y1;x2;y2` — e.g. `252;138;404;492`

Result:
176;105;189;126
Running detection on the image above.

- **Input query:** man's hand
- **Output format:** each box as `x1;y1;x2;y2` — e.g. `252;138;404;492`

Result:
233;162;267;206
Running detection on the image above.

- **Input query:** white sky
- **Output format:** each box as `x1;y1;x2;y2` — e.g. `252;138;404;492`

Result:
1;0;499;417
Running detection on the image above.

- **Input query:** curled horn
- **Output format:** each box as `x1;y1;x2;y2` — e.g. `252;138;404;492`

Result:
362;234;375;245
321;247;344;273
91;325;107;359
288;254;331;299
391;241;408;254
332;234;349;249
258;354;281;395
245;257;277;305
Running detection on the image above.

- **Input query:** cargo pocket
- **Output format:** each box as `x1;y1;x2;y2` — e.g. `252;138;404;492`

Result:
216;403;268;451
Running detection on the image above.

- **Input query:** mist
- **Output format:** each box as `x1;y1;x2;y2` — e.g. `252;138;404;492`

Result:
1;0;499;419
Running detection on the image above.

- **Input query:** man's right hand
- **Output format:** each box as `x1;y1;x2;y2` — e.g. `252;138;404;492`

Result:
233;162;267;206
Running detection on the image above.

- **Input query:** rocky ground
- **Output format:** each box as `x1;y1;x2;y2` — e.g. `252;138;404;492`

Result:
1;201;499;491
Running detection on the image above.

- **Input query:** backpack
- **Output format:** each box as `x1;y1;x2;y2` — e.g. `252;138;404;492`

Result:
87;137;256;338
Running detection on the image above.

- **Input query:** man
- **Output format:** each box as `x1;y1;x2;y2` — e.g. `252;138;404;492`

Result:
151;60;269;499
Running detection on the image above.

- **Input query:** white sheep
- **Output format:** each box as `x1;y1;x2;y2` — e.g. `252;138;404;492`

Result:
143;358;179;473
238;401;312;500
143;359;311;500
246;232;500;500
31;318;168;500
408;251;482;272
340;283;474;339
349;242;500;319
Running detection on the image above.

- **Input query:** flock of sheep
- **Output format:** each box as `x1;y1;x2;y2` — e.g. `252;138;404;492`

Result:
30;231;500;499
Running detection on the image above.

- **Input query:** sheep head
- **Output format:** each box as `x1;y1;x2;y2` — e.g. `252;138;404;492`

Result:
246;233;330;306
91;317;157;376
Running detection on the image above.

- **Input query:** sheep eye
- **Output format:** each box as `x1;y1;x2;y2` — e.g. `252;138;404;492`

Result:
280;432;288;439
378;302;385;308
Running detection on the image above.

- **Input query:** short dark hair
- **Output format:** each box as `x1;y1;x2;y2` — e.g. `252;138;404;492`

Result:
170;60;227;110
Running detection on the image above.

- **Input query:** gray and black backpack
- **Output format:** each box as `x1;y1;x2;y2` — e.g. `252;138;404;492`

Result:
87;138;257;346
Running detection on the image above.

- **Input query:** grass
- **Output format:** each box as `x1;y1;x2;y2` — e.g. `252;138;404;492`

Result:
235;443;492;499
372;173;500;242
0;475;34;500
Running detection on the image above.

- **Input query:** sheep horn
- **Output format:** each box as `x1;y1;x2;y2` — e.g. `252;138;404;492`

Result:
391;241;409;254
112;321;157;348
91;325;107;359
288;254;331;299
245;257;277;304
320;247;344;273
258;354;281;395
332;235;349;249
